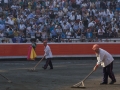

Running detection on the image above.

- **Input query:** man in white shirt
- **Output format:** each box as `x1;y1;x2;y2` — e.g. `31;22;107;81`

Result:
69;12;75;21
11;4;17;10
88;21;95;27
58;10;64;17
7;16;14;26
4;0;8;7
76;0;81;8
92;44;116;85
63;6;68;14
19;22;26;31
42;40;53;70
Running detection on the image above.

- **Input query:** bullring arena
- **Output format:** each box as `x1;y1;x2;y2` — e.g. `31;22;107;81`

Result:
0;43;120;90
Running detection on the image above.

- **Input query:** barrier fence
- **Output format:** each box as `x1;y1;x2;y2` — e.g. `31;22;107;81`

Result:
0;42;120;59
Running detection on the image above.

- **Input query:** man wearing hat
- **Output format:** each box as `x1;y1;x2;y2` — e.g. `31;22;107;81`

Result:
42;40;53;70
92;44;116;85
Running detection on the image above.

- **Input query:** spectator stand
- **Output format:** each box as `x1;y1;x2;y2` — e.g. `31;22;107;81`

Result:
0;0;120;43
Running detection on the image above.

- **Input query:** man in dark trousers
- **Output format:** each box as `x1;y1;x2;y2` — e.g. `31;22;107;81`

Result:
92;44;116;85
42;40;53;70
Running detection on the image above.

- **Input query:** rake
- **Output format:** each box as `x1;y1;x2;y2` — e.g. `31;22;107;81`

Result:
71;70;94;88
28;57;44;72
0;73;12;83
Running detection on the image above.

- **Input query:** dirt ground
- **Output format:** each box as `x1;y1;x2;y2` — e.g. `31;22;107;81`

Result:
0;59;120;90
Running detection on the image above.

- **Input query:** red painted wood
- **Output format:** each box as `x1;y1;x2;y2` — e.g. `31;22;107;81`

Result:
0;43;120;56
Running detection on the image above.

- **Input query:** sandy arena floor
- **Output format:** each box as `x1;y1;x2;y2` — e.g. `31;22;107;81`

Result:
0;59;120;90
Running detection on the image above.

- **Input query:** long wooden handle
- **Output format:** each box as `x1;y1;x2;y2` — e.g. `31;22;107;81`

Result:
0;73;11;81
33;57;44;69
82;70;94;82
72;70;94;87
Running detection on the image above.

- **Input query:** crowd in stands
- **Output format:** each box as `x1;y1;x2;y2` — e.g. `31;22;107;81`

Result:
0;0;120;43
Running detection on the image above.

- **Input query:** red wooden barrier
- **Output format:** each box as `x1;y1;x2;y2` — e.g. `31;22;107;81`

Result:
0;43;120;58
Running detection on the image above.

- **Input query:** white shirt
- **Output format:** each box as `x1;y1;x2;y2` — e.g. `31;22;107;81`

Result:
109;12;114;19
11;5;17;10
69;14;75;21
8;18;14;25
58;11;64;17
63;7;68;13
4;0;8;3
118;0;120;2
19;24;26;30
76;0;81;4
44;45;53;59
98;29;105;35
56;28;62;33
62;24;68;30
0;32;4;37
96;48;114;67
76;14;82;20
88;22;95;27
66;31;71;38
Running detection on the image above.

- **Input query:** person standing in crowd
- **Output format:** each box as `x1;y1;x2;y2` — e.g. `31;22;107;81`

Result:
92;44;116;85
42;40;53;70
31;39;37;50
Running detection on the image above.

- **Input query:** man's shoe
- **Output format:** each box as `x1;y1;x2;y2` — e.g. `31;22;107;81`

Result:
49;68;53;70
100;82;107;85
109;81;116;84
42;67;46;70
